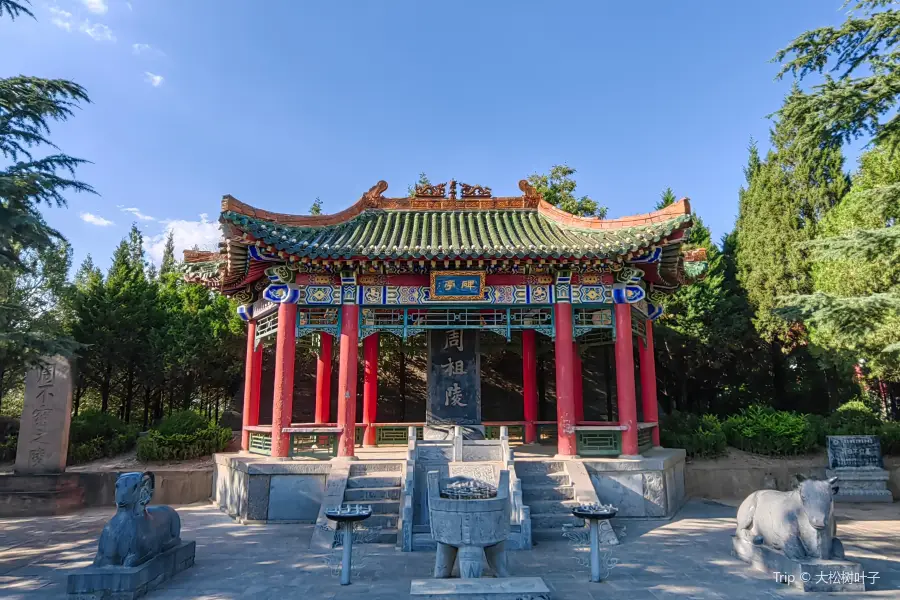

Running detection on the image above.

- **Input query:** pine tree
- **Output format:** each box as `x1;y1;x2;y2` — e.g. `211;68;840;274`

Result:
408;173;432;197
656;187;678;210
310;197;323;215
526;165;608;218
159;231;176;277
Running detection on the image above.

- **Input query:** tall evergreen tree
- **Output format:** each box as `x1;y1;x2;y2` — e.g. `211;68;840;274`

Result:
159;231;176;277
310;197;323;215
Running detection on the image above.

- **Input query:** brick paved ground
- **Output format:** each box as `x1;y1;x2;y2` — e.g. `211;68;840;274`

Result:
1;499;897;599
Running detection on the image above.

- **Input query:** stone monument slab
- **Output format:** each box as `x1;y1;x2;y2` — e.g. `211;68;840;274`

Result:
410;577;550;600
426;329;481;432
826;436;892;503
15;356;73;474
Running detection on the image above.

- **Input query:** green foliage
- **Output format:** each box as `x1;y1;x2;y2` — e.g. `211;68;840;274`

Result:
526;165;607;218
0;415;17;461
828;400;883;435
408;172;431;197
154;410;208;436
309;197;323;215
775;0;900;153
659;412;727;459
68;410;138;465
722;405;822;456
158;231;176;278
880;421;900;455
136;426;231;462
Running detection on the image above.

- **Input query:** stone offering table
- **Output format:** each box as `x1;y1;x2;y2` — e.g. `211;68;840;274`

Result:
428;471;510;579
325;504;372;585
571;504;618;582
826;436;892;503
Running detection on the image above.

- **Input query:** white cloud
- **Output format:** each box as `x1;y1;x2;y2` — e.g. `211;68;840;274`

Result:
118;206;156;221
144;72;164;87
80;212;115;227
148;214;222;266
80;21;115;42
132;43;152;54
49;7;73;31
81;0;108;15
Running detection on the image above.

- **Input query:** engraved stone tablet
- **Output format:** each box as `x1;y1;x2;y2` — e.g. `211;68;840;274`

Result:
826;435;883;469
426;330;480;426
15;356;73;474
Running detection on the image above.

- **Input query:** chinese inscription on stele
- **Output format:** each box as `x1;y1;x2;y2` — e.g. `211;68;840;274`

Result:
15;355;73;474
427;329;480;426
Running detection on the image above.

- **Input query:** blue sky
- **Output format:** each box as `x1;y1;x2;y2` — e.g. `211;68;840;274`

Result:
2;0;854;272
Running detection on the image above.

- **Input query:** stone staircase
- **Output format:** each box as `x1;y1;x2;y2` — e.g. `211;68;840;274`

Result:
342;463;402;544
517;461;584;542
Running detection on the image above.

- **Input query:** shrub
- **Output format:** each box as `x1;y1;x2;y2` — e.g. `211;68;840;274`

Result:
0;435;16;462
660;412;727;460
880;422;900;456
154;410;209;436
68;410;138;465
722;405;820;456
136;425;231;462
827;400;883;436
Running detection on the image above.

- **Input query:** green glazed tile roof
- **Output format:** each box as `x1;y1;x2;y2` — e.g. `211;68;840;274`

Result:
222;209;692;260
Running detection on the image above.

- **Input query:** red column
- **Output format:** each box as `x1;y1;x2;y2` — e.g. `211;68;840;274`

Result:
271;302;297;458
554;303;577;456
315;333;333;424
614;303;639;455
362;333;379;446
639;319;660;446
241;320;263;451
574;343;584;422
522;330;538;444
337;303;360;458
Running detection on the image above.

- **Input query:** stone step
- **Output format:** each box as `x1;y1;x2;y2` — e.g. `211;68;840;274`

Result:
345;475;401;489
363;514;399;529
343;486;401;501
525;499;580;514
530;513;584;530
349;462;403;476
361;500;400;515
522;485;574;502
514;460;567;475
518;472;569;485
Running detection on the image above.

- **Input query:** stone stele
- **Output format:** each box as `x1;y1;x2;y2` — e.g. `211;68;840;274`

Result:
15;355;73;475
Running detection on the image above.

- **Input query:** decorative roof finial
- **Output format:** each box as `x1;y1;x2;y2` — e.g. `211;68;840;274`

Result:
448;180;457;200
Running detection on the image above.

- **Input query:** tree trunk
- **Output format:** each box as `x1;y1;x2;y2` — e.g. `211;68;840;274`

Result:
100;361;112;413
215;395;220;425
182;374;194;410
604;346;614;420
123;368;135;423
142;385;151;430
399;343;407;422
770;341;785;408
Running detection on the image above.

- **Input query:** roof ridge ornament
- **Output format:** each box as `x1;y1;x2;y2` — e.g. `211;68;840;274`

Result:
361;180;389;206
414;182;447;198
460;183;492;198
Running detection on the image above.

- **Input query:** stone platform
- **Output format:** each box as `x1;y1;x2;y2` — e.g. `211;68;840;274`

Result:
732;535;866;593
0;473;85;518
827;467;893;503
410;577;550;599
67;540;196;600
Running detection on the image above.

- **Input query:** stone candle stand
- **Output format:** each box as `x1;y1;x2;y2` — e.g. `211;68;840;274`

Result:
571;503;618;583
324;504;372;585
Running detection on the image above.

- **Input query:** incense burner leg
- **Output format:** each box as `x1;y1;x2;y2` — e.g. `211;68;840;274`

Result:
589;519;601;582
434;542;457;578
484;541;508;577
340;523;353;585
457;545;484;579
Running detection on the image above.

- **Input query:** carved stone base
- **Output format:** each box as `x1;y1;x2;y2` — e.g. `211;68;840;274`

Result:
67;541;196;599
732;536;865;592
826;468;893;503
410;577;550;599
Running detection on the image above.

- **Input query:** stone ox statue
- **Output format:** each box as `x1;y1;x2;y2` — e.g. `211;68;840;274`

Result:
735;475;844;560
93;472;182;567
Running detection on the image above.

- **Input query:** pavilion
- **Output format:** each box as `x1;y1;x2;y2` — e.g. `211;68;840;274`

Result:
184;179;706;460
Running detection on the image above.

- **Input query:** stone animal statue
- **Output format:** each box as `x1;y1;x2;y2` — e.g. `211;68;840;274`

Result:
735;475;844;560
93;472;182;567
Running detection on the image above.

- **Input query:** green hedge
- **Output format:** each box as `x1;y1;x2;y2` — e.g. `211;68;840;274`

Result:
660;412;727;459
68;411;138;465
827;400;883;435
136;425;231;462
722;405;821;456
154;410;209;436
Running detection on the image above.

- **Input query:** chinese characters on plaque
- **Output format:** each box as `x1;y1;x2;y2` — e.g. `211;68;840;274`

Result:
426;329;480;426
15;355;73;474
